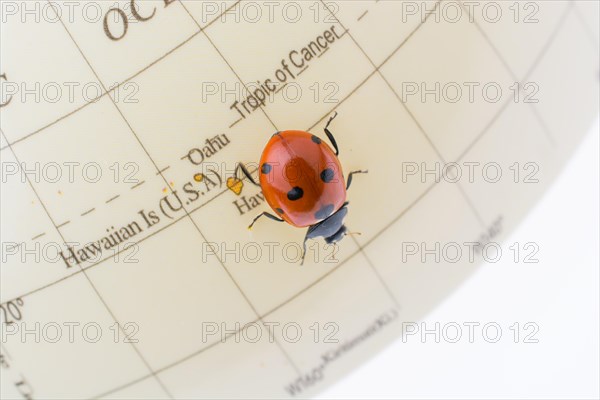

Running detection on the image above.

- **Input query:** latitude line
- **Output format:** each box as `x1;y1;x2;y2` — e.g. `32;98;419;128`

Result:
3;0;574;311
0;1;242;153
0;125;173;398
1;0;531;314
0;167;259;306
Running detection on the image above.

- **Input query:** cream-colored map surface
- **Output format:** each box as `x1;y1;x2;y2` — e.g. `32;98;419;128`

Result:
1;0;599;398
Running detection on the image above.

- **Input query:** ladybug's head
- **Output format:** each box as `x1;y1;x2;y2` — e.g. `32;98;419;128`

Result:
324;224;348;244
301;202;350;265
306;202;350;245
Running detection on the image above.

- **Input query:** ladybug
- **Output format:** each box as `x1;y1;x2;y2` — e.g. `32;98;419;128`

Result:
235;112;367;263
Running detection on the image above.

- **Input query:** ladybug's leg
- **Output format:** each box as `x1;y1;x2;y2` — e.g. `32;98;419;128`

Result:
346;170;368;190
235;162;260;187
248;212;284;230
323;111;340;156
300;233;310;266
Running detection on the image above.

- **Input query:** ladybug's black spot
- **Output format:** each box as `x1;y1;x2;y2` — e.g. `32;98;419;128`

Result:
320;168;335;183
311;135;322;144
275;208;284;214
287;186;304;201
315;204;334;220
261;163;272;174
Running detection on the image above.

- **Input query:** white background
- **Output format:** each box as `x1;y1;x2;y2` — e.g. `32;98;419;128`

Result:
319;119;600;399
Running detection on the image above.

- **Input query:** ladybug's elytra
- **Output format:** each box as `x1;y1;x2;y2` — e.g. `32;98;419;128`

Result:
236;113;367;263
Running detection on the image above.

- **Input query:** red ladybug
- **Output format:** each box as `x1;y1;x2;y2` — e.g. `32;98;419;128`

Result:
236;113;367;262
